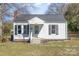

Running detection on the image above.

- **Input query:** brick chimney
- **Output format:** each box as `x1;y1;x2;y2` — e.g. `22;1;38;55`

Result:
14;10;21;19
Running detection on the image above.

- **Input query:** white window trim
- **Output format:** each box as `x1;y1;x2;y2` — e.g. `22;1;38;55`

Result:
15;25;22;35
49;25;58;35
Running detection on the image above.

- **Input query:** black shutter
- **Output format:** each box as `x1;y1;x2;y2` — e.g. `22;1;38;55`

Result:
15;25;17;35
49;25;52;35
27;25;29;34
55;25;58;35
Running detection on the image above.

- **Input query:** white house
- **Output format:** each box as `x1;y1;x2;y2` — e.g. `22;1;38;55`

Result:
12;14;68;42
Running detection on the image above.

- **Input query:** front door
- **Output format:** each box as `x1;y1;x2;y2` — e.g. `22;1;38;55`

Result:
31;25;39;37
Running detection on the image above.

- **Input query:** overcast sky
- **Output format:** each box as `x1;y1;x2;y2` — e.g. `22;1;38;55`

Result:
26;3;51;14
3;3;64;21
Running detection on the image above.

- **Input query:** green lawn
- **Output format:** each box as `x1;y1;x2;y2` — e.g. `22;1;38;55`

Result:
0;39;79;56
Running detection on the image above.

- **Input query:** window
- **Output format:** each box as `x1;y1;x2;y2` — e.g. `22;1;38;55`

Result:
49;25;58;35
15;25;17;35
51;25;55;34
18;25;21;34
34;25;39;34
23;25;27;34
15;25;22;35
23;25;29;34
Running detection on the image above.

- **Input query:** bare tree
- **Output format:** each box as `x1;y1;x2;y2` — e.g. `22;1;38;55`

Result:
0;4;3;39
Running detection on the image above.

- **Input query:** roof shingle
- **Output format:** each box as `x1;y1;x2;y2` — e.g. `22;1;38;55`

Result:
14;14;66;23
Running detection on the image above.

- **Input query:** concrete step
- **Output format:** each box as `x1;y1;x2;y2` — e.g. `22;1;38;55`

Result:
30;37;41;44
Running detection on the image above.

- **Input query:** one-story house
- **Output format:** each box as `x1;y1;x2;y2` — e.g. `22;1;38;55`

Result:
12;14;68;42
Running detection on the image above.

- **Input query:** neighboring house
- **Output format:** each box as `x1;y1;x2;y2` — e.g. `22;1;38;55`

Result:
12;14;68;41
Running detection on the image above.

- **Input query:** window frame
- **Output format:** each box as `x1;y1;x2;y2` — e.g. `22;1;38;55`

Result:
15;25;22;35
51;25;56;34
23;25;29;34
49;25;58;35
17;25;21;34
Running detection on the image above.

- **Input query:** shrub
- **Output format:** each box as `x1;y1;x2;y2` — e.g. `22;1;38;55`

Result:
1;37;7;43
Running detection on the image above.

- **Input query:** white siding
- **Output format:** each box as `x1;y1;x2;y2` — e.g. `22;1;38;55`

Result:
13;22;67;41
13;23;29;41
38;23;67;40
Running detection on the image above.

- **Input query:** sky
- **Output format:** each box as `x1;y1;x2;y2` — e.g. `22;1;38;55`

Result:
3;3;61;21
26;3;51;14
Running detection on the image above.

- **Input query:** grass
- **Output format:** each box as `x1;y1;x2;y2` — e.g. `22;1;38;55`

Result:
0;39;79;56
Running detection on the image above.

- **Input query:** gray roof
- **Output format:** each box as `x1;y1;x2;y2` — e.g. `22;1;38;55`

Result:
14;14;66;23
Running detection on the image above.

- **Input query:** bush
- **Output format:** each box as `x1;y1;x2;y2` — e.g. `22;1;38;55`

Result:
1;37;7;43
